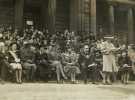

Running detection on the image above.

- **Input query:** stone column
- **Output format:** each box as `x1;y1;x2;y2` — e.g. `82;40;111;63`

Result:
14;0;24;31
70;0;79;32
70;0;85;33
109;4;115;35
48;0;56;34
127;7;134;44
91;0;97;37
41;0;49;29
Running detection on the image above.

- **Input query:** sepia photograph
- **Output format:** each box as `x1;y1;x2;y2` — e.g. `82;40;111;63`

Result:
0;0;135;100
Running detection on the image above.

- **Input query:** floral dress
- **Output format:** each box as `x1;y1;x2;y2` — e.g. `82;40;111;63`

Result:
62;52;80;77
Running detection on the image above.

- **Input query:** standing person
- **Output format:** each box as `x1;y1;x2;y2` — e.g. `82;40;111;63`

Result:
101;37;118;85
8;43;22;84
118;52;132;84
62;46;80;84
78;44;91;84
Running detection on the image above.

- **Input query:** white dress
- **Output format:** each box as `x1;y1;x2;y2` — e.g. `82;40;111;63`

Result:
102;41;118;72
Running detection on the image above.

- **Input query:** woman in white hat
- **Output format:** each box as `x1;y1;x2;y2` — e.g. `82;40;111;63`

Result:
101;36;118;84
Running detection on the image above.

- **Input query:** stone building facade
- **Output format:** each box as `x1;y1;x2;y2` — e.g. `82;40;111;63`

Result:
0;0;135;44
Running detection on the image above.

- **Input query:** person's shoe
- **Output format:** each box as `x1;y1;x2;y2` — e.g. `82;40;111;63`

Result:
64;76;68;80
92;82;99;85
71;81;74;84
57;80;61;84
102;80;107;85
71;81;77;84
62;80;65;84
75;80;79;84
124;81;128;85
106;79;112;85
18;80;22;84
84;80;88;84
106;81;112;85
121;80;124;84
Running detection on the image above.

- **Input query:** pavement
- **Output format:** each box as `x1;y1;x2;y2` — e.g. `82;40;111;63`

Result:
0;82;135;100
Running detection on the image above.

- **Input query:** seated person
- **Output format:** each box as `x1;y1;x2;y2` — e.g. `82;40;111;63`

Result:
78;44;91;84
35;46;51;80
0;34;9;83
118;52;132;84
88;42;101;84
20;42;37;81
8;43;22;83
62;46;80;84
47;45;67;83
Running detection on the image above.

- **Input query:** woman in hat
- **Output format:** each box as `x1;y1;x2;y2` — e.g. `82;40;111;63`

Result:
101;36;118;84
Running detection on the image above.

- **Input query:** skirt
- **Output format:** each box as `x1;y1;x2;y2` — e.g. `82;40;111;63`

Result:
64;65;80;77
10;63;22;70
119;64;132;73
103;54;118;72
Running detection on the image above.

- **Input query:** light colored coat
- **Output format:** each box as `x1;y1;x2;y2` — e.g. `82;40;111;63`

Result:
102;41;118;72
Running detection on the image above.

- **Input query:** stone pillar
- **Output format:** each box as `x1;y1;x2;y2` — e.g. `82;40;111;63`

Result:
70;0;85;33
70;0;79;32
109;4;115;35
79;0;84;32
48;0;56;34
91;0;97;37
14;0;24;31
41;0;49;29
127;7;134;44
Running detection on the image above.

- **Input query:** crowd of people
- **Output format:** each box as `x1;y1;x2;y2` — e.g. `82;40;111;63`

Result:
0;24;135;85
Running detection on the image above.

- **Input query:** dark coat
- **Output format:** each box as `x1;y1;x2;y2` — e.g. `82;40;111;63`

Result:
118;56;132;67
20;47;36;63
78;53;92;69
35;52;49;66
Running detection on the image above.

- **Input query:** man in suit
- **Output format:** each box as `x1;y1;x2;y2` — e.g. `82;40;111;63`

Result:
20;42;37;81
78;44;92;84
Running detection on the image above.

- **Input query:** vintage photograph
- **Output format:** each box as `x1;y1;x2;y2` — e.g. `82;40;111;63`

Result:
0;0;135;100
